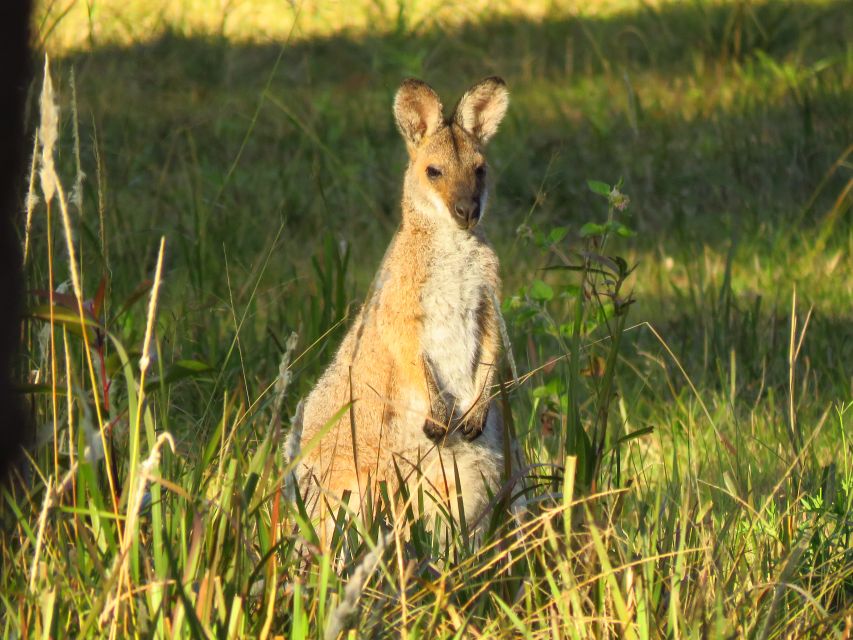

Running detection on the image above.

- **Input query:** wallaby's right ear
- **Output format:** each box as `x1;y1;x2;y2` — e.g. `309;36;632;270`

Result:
453;77;509;145
393;79;443;151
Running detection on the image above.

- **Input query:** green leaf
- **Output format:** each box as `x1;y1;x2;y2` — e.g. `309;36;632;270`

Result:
559;322;575;338
491;593;529;635
581;252;620;273
594;301;616;323
616;426;655;445
28;304;103;330
611;255;630;275
579;222;606;237
144;359;214;392
547;226;569;244
529;280;553;302
171;359;212;373
512;306;539;324
613;222;636;237
559;284;582;298
533;379;561;398
587;180;611;197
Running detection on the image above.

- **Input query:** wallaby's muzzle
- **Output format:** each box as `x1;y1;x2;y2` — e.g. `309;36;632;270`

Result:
453;196;481;229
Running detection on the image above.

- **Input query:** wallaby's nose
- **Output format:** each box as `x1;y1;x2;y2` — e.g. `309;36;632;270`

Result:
452;198;481;229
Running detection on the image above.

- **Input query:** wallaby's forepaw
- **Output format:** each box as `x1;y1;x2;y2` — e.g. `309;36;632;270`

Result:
456;404;489;441
458;418;485;441
424;404;489;442
423;419;448;441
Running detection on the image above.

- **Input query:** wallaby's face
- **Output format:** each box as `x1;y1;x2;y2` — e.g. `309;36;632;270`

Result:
394;77;509;230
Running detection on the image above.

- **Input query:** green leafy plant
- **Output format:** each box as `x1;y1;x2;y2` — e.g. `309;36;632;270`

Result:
507;179;638;490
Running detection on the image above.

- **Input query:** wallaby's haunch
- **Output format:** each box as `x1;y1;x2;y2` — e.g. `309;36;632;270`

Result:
295;77;512;539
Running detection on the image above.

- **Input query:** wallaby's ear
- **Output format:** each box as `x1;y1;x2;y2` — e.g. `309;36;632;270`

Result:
394;79;444;150
453;76;509;145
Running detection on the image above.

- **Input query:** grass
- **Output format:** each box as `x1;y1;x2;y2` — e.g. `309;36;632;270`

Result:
3;0;852;637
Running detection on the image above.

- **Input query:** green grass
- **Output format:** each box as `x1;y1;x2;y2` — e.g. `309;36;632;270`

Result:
4;0;852;637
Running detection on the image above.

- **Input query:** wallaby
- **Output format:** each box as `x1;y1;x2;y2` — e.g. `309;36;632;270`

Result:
294;77;513;540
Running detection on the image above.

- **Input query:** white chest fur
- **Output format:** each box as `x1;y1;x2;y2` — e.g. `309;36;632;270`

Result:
421;230;492;415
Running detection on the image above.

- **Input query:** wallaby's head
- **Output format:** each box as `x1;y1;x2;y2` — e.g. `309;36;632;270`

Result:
394;77;509;230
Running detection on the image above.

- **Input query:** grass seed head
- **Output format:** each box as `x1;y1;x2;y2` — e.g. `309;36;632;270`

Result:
38;56;59;205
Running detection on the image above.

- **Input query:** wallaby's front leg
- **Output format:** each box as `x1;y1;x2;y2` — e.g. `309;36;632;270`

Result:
423;357;450;440
455;291;501;441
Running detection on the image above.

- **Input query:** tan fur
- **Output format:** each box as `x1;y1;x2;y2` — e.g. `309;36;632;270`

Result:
296;77;512;542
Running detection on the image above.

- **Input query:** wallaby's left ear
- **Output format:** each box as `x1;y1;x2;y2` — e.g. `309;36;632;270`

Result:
394;79;444;151
453;76;509;145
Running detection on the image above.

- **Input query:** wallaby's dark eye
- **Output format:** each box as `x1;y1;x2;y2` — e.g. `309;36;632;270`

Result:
475;164;487;178
426;165;442;179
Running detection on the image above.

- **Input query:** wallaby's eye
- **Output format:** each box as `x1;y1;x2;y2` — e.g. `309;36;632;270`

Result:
426;165;442;179
475;164;487;178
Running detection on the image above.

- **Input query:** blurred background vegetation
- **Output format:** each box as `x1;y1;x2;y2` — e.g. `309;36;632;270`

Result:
32;0;851;392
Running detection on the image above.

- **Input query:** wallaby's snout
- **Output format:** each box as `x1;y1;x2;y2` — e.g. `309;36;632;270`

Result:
453;195;481;229
393;77;508;231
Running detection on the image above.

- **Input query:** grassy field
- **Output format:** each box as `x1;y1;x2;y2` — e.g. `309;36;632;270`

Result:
4;0;852;637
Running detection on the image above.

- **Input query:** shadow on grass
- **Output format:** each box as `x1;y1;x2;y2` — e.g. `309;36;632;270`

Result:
629;305;852;400
39;0;851;252
23;0;851;408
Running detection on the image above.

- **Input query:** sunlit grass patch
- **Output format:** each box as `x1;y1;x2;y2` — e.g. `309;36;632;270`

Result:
36;0;682;54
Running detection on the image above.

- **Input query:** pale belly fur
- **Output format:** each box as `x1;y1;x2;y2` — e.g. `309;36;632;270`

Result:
420;231;489;416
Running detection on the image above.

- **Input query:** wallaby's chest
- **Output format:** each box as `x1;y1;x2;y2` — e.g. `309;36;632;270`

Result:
420;236;492;412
